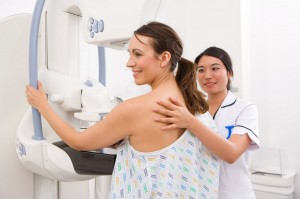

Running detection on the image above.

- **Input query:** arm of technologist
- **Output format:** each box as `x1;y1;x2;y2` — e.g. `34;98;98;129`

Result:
26;81;133;151
153;97;252;164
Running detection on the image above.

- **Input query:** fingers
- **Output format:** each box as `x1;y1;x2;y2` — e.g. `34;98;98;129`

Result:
154;97;184;117
37;81;44;92
25;84;36;97
25;81;44;107
26;81;45;96
25;85;35;104
25;84;32;92
153;116;177;130
152;107;174;117
156;97;185;111
161;124;177;130
156;99;173;110
26;81;41;92
25;85;33;99
153;117;173;123
169;97;184;107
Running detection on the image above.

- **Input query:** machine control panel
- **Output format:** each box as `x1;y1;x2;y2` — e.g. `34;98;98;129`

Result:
88;17;104;38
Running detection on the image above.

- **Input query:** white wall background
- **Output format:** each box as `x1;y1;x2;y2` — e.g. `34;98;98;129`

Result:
0;1;38;199
242;0;300;197
184;0;243;97
0;0;36;18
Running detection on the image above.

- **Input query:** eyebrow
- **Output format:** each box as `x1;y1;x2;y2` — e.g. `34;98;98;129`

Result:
211;63;221;67
133;49;142;52
128;49;142;53
197;63;221;68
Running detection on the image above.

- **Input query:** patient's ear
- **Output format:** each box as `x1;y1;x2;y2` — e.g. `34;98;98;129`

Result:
160;51;171;68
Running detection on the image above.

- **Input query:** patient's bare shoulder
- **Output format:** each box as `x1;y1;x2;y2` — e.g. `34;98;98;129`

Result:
108;94;151;119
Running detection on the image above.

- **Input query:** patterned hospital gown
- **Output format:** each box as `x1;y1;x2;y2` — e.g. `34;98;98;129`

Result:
110;112;220;199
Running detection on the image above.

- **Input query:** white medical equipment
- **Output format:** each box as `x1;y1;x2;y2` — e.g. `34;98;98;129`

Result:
250;147;296;199
15;0;179;198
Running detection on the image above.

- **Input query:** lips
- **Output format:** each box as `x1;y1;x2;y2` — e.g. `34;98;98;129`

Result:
204;82;216;86
132;69;142;77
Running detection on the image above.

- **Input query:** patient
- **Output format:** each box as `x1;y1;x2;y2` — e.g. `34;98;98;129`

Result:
26;21;220;198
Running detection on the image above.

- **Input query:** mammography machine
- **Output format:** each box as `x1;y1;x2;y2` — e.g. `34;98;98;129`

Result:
15;0;184;198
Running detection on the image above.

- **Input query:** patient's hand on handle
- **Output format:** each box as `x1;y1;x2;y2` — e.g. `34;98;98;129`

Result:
26;81;49;112
153;96;195;130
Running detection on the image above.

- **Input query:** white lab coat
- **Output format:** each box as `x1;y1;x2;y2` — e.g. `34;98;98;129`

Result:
214;91;260;199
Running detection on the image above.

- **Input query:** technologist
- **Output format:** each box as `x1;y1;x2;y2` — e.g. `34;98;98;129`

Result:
153;46;260;199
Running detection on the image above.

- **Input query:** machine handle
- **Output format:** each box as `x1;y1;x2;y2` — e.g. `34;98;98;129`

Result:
29;0;45;140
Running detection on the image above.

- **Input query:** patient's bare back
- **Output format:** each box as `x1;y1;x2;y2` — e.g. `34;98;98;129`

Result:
125;90;186;152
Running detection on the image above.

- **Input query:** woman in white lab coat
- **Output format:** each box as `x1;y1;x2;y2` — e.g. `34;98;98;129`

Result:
153;46;260;199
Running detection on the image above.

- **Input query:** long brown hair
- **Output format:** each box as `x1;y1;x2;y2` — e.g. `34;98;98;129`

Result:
134;21;208;114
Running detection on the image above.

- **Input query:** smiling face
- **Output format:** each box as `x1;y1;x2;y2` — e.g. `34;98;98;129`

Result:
196;55;231;96
126;34;163;87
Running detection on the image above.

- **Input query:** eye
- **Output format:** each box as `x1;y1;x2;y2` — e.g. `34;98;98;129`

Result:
196;67;204;73
134;52;142;57
212;66;220;71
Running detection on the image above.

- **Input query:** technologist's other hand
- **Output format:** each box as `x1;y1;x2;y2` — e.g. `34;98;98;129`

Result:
26;81;48;111
153;97;194;130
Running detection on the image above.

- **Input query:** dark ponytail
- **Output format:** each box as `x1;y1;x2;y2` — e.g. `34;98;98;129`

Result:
176;58;208;115
135;21;208;114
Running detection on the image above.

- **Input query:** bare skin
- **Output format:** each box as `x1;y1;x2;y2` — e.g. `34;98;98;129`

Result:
26;34;186;152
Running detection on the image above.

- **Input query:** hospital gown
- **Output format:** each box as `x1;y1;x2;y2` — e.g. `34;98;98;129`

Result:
110;112;220;199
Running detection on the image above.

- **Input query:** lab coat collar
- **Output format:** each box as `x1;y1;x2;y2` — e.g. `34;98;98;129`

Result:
220;91;237;108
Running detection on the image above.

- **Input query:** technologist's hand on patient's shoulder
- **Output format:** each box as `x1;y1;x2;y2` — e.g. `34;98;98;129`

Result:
153;96;195;130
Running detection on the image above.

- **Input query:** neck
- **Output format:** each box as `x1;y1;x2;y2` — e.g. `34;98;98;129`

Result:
151;72;175;90
207;90;228;114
